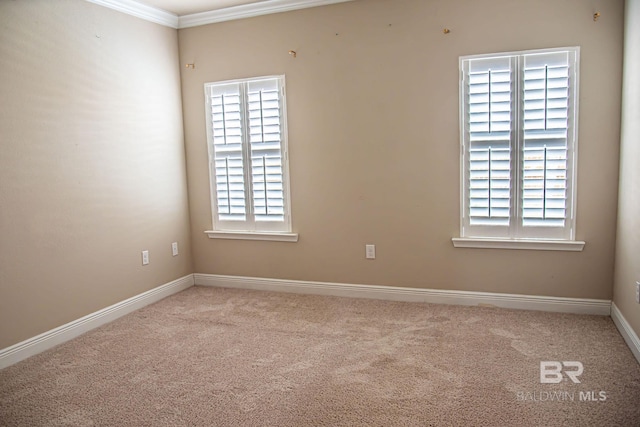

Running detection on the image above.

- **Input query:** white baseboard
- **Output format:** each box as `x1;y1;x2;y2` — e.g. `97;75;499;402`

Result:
2;273;622;371
194;274;611;316
611;303;640;364
0;274;194;370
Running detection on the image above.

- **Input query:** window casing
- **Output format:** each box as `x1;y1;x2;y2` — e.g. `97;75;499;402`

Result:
204;75;292;233
459;47;579;241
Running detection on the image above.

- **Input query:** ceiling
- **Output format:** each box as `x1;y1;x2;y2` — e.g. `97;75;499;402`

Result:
136;0;271;16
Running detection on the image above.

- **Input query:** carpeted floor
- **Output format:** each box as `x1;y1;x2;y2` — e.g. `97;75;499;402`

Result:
1;286;639;426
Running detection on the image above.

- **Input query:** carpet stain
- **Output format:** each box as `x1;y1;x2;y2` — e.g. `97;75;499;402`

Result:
279;361;313;374
511;340;538;357
490;328;521;339
252;353;283;367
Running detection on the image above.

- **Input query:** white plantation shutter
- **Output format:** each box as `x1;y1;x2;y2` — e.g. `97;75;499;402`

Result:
521;51;576;237
248;79;285;223
209;83;247;222
465;56;515;231
205;76;291;232
460;48;578;240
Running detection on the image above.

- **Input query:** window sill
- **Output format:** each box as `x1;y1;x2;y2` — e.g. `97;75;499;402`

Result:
205;231;299;242
451;238;585;252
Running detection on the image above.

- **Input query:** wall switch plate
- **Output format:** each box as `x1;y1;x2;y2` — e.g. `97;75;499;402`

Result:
142;250;149;266
172;242;178;257
636;282;640;304
365;244;376;259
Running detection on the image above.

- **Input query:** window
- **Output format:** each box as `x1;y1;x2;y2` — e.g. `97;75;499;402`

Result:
204;76;295;240
457;47;582;248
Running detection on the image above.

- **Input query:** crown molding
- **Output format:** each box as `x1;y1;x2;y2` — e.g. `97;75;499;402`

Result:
86;0;355;29
178;0;355;28
86;0;179;28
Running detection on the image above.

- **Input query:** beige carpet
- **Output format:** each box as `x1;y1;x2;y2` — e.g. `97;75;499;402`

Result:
1;286;639;426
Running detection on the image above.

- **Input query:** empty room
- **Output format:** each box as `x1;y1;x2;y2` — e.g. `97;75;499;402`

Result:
1;0;639;425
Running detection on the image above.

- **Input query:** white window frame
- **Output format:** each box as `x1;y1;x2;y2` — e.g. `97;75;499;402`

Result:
203;75;297;242
454;47;584;251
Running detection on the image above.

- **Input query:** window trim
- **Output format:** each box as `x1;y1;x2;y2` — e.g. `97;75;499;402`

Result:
451;237;584;251
457;47;581;245
204;75;294;236
205;230;299;242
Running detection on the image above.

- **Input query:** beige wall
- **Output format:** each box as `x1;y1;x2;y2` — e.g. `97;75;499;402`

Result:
179;0;623;299
0;0;192;349
613;0;640;340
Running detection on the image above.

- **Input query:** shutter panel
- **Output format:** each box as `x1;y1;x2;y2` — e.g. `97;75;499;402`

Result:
465;56;514;227
206;75;292;233
521;52;571;228
247;79;285;223
209;83;247;222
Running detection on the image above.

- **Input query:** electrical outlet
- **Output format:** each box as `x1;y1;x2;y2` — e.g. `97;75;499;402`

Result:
142;250;149;266
636;282;640;304
172;242;179;257
365;244;376;260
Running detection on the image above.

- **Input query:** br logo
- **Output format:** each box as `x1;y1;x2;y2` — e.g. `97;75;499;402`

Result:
540;361;584;384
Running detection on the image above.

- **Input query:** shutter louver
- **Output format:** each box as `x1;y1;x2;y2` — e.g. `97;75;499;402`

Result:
522;52;571;228
466;57;514;227
248;79;285;223
210;84;246;222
